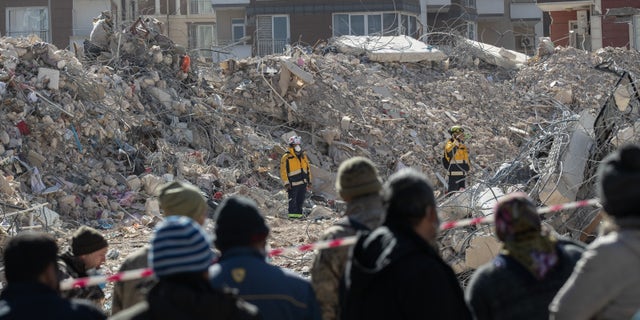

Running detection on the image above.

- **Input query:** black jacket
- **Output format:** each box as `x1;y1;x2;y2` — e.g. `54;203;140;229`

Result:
58;250;105;303
110;274;261;320
0;282;105;319
465;239;585;320
342;224;472;320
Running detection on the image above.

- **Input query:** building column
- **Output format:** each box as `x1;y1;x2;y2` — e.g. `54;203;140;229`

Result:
176;0;181;15
591;0;603;50
155;0;160;15
419;0;428;39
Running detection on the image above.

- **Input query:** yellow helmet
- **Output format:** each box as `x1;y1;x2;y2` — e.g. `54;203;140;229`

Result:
449;125;464;135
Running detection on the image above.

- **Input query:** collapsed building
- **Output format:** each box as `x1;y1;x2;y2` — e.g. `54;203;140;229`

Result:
0;18;639;297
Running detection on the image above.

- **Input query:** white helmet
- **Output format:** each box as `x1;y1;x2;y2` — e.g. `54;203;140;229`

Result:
288;135;302;145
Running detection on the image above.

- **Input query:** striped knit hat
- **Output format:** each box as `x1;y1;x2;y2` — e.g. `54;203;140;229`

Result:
149;216;214;277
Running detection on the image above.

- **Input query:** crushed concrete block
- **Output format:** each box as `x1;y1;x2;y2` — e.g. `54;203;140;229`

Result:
611;120;640;146
613;84;631;112
280;58;315;84
27;150;46;167
103;175;118;187
145;198;161;216
310;164;337;200
127;175;142;191
554;88;573;105
142;174;165;195
341;116;352;131
0;131;9;145
0;175;13;195
279;66;291;96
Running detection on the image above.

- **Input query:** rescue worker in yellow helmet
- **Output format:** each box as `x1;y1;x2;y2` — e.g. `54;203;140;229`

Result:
280;136;312;219
444;125;470;193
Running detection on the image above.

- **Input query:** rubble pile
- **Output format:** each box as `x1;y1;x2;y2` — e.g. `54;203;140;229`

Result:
0;30;639;287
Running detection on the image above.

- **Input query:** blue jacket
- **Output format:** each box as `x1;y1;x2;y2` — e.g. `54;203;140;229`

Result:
209;247;321;320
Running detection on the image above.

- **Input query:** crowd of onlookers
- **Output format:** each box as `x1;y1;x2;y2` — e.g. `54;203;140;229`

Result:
0;144;639;320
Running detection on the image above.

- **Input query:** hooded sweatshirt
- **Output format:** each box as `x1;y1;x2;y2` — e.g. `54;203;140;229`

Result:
342;224;471;320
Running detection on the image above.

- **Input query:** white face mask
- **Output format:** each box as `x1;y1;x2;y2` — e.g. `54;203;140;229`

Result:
294;145;301;152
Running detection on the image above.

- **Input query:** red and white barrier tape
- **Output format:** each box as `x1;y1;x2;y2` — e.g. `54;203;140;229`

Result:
439;198;600;230
60;198;599;290
60;268;154;291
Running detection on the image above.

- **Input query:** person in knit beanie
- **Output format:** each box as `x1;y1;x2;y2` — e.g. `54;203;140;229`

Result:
0;232;106;319
111;216;260;320
112;180;210;315
310;156;385;320
210;196;321;320
158;180;207;224
551;144;640;320
465;192;585;320
57;226;109;307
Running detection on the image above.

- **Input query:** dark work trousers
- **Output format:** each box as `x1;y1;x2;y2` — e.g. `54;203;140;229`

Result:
447;174;466;193
288;184;307;215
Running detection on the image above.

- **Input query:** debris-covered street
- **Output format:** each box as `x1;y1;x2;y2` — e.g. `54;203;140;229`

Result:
1;22;639;313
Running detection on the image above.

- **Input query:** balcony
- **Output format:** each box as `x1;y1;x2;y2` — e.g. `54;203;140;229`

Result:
256;39;288;56
535;0;593;12
212;0;250;7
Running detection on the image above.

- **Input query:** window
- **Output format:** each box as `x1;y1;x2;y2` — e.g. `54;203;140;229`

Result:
367;14;382;35
467;22;476;40
190;0;213;14
332;12;419;37
232;18;245;43
6;7;49;41
383;13;397;36
190;24;214;49
465;0;476;9
256;15;290;56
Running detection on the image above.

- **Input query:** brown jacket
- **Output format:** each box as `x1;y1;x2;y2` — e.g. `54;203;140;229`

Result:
310;193;384;320
111;246;157;315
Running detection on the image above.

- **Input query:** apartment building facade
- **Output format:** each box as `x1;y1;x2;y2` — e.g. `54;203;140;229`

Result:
536;0;640;50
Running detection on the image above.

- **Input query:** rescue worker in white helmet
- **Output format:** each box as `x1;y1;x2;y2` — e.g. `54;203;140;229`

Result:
443;125;470;193
280;136;312;219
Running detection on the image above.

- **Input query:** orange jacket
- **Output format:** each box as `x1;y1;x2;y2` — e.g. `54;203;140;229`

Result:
180;55;191;73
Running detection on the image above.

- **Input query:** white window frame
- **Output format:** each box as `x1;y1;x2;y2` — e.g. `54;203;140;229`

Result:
195;24;215;49
332;12;419;37
6;6;50;42
232;18;245;43
256;15;290;56
190;0;213;15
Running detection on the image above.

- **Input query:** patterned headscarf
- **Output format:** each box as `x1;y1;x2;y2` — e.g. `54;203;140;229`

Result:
494;192;557;279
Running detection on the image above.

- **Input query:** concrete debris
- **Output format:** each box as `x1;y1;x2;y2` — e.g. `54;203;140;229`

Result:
0;24;639;280
334;35;447;63
460;38;530;70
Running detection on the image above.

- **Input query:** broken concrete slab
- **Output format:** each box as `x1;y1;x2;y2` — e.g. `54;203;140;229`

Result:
280;58;315;84
540;111;594;206
461;38;530;70
333;35;447;63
